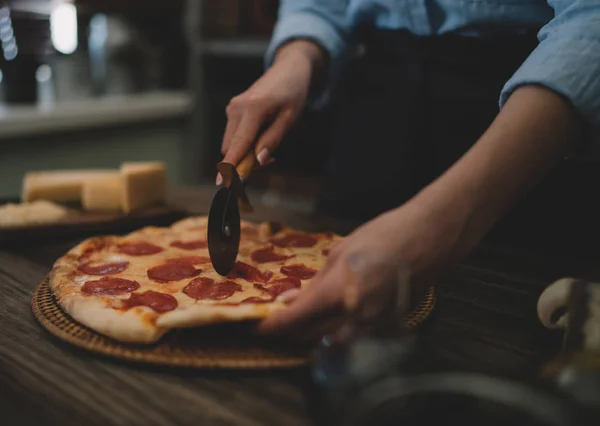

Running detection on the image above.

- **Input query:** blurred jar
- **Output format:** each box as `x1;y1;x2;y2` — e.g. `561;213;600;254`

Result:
88;13;135;96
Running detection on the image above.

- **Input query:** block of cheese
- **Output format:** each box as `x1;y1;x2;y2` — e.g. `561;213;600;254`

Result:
82;173;122;211
22;170;116;203
120;162;167;213
0;200;69;227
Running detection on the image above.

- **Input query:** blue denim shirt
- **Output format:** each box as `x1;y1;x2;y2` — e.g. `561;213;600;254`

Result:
265;0;600;126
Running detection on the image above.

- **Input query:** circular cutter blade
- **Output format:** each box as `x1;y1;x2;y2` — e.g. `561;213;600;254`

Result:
208;187;241;276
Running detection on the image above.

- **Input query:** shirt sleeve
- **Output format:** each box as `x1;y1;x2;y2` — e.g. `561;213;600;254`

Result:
264;0;351;108
499;0;600;126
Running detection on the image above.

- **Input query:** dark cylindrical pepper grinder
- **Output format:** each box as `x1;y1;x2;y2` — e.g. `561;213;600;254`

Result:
308;261;593;426
0;2;52;104
306;260;427;426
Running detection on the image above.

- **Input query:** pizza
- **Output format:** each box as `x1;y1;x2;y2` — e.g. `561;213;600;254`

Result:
49;216;342;343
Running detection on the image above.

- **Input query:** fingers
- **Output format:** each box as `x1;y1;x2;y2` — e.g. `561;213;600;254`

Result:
257;272;339;335
258;254;343;335
217;114;241;184
276;288;301;304
221;111;240;157
254;110;296;166
257;291;319;335
222;110;264;166
219;94;296;183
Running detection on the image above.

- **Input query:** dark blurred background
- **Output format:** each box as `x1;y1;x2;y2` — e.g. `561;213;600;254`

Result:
0;0;330;205
2;0;599;248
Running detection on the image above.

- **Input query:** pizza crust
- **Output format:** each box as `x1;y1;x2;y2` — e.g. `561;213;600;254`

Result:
48;216;341;344
50;258;167;343
157;301;286;328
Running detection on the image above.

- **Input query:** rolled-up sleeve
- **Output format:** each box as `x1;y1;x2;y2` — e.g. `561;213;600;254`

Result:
499;0;600;125
264;0;350;107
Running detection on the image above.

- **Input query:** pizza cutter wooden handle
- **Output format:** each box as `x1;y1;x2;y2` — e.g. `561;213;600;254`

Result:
237;152;258;181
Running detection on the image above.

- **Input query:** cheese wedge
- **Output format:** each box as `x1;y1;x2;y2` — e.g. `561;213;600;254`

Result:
82;174;122;211
120;162;166;213
22;170;116;203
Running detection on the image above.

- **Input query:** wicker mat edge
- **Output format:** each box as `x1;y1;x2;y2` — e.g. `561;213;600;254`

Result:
32;276;436;369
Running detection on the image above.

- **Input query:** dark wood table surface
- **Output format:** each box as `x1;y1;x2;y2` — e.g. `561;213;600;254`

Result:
1;186;595;426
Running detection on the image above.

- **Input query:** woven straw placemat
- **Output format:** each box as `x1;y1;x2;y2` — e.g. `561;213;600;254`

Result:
32;276;436;369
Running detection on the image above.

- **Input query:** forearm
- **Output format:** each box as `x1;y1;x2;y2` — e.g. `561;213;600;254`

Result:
273;40;329;89
417;85;582;257
264;0;350;107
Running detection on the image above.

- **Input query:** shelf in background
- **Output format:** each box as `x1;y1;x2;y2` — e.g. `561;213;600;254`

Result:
0;91;192;139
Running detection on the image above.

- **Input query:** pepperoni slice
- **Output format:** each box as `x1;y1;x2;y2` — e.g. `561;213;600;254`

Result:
82;277;140;295
227;261;273;283
78;261;129;275
166;256;211;265
254;277;301;297
183;277;214;298
170;240;208;250
280;264;317;280
147;263;200;283
251;246;293;264
270;233;317;248
117;241;163;256
124;291;178;313
183;277;242;300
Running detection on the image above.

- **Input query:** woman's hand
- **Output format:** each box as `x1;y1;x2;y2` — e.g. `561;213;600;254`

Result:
218;40;326;183
257;84;579;341
257;196;467;340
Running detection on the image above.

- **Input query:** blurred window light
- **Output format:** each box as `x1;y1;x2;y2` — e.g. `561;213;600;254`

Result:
3;44;17;61
0;26;13;42
51;3;78;54
0;6;9;22
0;6;16;61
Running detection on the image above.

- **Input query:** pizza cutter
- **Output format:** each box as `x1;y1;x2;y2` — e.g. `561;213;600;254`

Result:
208;152;257;276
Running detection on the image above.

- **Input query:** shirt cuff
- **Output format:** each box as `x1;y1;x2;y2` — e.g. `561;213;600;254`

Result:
499;36;600;126
264;12;348;108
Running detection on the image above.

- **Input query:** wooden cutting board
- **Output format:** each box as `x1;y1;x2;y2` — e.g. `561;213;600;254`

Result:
0;199;187;247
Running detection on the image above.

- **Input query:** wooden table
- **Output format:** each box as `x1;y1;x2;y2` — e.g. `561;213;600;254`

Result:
0;186;592;426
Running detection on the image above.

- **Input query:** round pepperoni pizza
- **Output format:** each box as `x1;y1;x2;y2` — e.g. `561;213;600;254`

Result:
49;216;341;343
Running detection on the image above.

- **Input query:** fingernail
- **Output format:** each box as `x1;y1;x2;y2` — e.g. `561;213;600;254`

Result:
216;173;223;185
276;288;300;303
257;148;269;166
